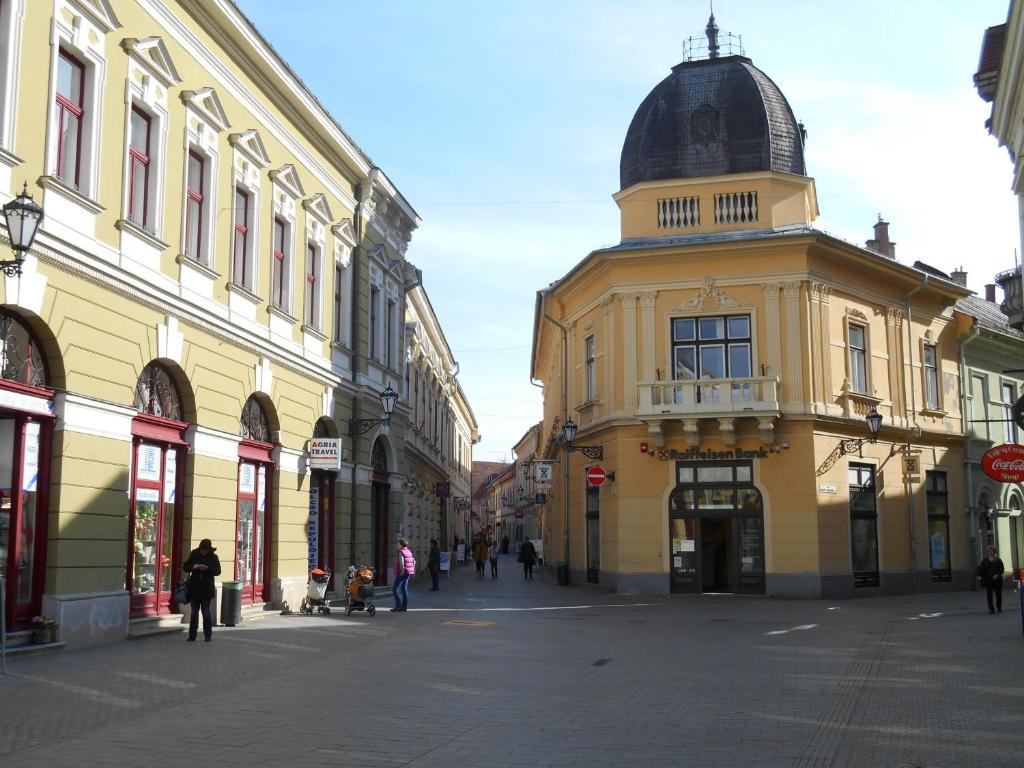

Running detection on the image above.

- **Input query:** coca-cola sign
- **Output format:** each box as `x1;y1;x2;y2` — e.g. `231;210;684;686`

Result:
982;444;1024;482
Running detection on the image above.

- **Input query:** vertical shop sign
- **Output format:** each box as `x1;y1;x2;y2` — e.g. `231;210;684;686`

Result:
307;485;319;571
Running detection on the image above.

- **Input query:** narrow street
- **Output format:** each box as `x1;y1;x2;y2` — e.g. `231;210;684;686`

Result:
2;557;1023;768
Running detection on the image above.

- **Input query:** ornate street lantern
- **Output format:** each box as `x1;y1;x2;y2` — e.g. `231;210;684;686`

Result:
1;182;44;277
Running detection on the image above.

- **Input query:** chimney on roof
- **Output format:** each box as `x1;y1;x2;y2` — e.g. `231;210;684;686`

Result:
950;268;967;287
985;283;997;303
865;215;896;259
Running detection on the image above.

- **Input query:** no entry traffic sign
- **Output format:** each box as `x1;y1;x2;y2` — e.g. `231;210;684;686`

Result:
586;465;607;486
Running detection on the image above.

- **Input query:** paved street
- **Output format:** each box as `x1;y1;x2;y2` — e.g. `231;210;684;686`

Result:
2;555;1024;768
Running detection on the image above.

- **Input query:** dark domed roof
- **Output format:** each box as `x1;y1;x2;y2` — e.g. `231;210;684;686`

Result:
619;55;806;190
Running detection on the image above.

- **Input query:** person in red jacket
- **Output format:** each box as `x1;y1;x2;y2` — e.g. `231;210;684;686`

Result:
391;538;415;612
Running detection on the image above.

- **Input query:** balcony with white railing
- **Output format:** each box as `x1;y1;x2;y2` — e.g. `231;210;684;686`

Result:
638;376;780;418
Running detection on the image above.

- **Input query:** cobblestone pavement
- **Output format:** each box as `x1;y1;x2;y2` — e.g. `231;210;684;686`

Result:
2;556;1024;768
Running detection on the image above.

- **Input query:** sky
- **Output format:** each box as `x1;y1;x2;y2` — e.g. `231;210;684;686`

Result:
237;0;1019;464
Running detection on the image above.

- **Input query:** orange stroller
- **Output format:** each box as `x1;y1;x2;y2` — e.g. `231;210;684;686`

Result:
344;565;376;617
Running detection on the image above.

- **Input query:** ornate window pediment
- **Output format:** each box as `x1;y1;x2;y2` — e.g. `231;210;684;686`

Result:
68;0;121;32
303;192;333;223
229;129;270;167
670;277;752;313
121;37;181;87
333;218;356;247
180;87;230;133
269;163;304;198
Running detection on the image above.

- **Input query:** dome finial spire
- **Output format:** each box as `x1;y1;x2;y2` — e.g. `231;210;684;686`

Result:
706;4;720;59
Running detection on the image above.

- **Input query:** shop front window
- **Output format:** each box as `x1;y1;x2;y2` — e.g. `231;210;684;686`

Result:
926;471;950;582
849;463;879;587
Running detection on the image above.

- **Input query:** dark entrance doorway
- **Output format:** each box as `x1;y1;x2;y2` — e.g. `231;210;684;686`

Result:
700;517;734;592
371;440;389;586
669;460;765;595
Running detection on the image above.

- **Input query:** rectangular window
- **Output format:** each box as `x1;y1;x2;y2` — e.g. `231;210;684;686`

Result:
971;374;989;440
127;107;152;228
369;285;380;360
849;463;879;587
926;471;951;582
333;264;344;343
671;314;751;380
232;188;251;289
584;335;596;402
849;324;867;394
923;344;939;410
1000;382;1016;443
55;50;85;187
305;243;319;328
184;151;205;261
386;299;396;369
271;217;288;310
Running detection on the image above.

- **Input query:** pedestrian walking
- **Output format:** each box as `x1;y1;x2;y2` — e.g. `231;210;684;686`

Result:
428;538;441;591
976;545;1005;613
520;538;537;580
474;538;487;578
392;538;415;612
183;538;221;642
501;535;510;554
488;539;498;578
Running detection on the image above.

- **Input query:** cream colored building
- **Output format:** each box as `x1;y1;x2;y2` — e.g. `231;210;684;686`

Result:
532;23;970;597
401;282;478;565
0;0;425;646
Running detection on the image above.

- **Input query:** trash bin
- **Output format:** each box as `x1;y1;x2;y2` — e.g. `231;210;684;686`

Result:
556;562;570;586
220;581;243;627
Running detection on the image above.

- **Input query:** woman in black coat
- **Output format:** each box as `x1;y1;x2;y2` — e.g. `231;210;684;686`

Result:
520;539;537;580
183;538;221;641
977;545;1005;614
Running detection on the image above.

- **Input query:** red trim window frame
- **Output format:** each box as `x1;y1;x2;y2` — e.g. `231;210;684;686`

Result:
127;107;152;228
304;242;319;328
236;441;273;605
55;49;85;188
184;151;205;261
271;216;287;310
232;187;250;288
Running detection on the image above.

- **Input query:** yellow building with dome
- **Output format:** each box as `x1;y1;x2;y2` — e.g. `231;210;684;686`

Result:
532;17;971;597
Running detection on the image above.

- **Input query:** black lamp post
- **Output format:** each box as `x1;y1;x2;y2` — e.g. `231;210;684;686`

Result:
562;417;603;460
1;182;44;277
349;383;398;435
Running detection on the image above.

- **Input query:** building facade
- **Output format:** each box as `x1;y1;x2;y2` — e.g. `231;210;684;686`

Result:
0;0;437;646
401;282;478;566
531;21;971;598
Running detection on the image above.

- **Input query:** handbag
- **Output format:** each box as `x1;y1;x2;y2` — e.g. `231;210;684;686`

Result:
173;580;191;605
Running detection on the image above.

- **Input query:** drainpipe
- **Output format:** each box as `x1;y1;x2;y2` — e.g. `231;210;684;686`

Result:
349;182;363;567
959;323;982;589
542;311;570;585
904;274;929;593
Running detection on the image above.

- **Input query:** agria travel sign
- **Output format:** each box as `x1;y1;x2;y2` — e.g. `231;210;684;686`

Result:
982;443;1024;483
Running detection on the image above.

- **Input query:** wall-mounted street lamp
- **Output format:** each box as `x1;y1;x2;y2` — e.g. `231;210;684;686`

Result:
815;407;883;477
349;384;398;435
1;182;44;277
562;417;603;460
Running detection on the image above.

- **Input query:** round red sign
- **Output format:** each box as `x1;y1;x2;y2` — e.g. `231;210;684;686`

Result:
982;443;1024;482
586;465;607;486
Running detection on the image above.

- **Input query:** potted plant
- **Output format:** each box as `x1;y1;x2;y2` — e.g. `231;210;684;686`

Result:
30;615;58;643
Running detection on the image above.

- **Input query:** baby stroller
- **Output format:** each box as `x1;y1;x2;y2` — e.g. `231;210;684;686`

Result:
300;568;332;615
345;564;376;617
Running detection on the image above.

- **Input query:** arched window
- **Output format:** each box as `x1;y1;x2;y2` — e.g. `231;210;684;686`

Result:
240;396;270;442
371;439;388;474
0;313;47;388
134;363;182;420
313;418;332;439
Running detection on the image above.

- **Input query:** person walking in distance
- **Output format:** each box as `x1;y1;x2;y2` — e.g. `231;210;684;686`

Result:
977;545;1005;613
520;538;537;580
473;538;487;578
392;538;415;612
428;538;441;591
183;538;221;642
488;539;499;578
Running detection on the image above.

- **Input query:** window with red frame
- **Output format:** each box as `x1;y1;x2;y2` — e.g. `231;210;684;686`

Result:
271;217;288;310
184;151;204;261
232;187;251;288
55;50;85;188
333;264;344;342
304;242;319;328
127;107;152;228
